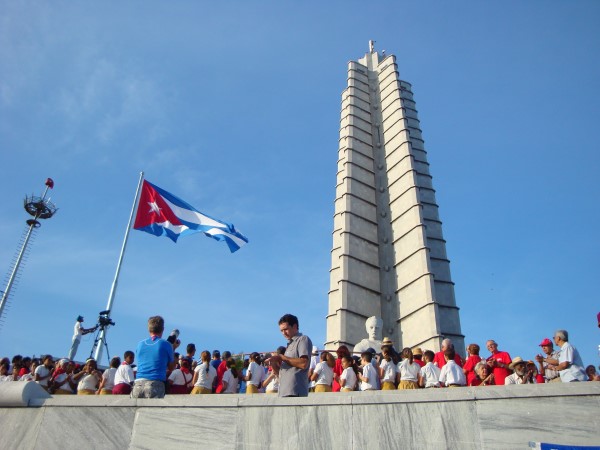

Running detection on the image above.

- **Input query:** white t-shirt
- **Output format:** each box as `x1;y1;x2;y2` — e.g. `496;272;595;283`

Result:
114;364;135;385
340;367;357;390
101;368;117;391
397;359;420;382
360;363;378;391
35;365;51;387
194;362;217;389
168;368;192;387
73;321;83;341
314;361;334;386
420;362;441;388
78;373;99;391
308;355;319;388
55;373;75;393
247;361;265;387
380;359;397;382
222;369;239;393
439;360;466;386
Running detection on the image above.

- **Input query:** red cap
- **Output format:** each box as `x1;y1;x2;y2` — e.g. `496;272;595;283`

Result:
539;338;552;346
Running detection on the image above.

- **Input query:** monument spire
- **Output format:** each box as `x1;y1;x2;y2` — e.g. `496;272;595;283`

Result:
326;46;464;354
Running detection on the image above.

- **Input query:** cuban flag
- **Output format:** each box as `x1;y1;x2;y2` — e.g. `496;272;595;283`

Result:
133;180;248;253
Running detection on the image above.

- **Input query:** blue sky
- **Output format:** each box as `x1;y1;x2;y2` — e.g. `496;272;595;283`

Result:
1;1;599;368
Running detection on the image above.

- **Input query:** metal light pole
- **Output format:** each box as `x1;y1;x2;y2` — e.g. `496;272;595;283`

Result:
0;178;58;326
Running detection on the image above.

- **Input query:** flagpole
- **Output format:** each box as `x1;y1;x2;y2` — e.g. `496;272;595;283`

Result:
94;171;145;364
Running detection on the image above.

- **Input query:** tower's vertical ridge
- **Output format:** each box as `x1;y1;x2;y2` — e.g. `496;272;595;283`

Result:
326;46;464;354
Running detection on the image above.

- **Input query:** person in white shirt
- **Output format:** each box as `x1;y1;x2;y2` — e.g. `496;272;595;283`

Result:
221;358;240;394
68;316;97;361
419;350;441;388
397;348;420;389
546;330;588;382
311;351;334;392
97;356;120;395
338;355;358;391
113;351;135;395
379;348;397;390
358;352;378;391
504;357;536;385
191;351;217;394
308;346;319;392
34;355;54;390
245;352;265;394
439;349;466;387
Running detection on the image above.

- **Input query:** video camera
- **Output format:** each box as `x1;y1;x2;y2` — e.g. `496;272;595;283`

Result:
97;310;115;328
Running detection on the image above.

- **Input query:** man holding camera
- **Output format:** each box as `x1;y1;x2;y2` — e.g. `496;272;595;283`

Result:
131;316;178;398
68;316;97;361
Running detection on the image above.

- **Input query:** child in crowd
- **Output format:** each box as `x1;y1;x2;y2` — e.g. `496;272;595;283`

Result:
263;347;284;394
462;344;482;387
311;351;334;392
439;348;466;387
52;359;76;395
245;352;265;394
97;356;120;395
34;355;54;391
418;350;441;388
397;348;420;389
221;358;240;394
379;347;397;390
74;359;102;395
113;351;135;395
191;350;217;394
169;356;193;394
239;359;249;394
338;355;358;391
358;352;378;391
308;346;319;392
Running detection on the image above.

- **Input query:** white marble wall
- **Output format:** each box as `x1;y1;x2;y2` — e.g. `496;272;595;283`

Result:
1;382;599;449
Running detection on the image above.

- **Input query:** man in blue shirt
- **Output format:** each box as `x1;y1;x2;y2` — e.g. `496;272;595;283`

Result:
132;316;177;398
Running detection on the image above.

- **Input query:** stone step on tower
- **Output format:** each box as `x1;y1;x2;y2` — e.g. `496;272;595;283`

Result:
326;42;464;355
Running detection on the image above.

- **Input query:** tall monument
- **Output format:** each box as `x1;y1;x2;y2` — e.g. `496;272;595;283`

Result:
326;42;464;355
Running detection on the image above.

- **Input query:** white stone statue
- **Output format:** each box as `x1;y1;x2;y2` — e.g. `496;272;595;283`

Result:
353;316;383;354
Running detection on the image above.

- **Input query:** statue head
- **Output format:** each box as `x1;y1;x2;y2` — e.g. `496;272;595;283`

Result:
365;316;383;341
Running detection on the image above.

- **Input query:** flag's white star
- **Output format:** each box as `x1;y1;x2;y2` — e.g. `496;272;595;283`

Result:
148;201;162;215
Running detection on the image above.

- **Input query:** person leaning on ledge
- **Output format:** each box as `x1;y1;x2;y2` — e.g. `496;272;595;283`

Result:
131;315;178;399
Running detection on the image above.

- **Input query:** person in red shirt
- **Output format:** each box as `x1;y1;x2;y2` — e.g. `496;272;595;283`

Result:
332;346;350;392
215;351;232;394
463;343;482;386
433;338;463;368
485;340;512;385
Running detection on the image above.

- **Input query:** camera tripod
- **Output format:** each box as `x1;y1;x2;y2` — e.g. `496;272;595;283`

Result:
89;324;111;361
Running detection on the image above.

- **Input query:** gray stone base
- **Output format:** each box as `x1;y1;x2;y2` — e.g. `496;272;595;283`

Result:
1;382;599;449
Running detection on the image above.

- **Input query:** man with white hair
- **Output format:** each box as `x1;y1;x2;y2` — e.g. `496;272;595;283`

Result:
433;338;463;369
546;330;587;382
504;357;536;385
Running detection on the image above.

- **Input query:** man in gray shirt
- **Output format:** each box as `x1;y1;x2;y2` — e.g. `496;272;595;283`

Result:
268;313;312;397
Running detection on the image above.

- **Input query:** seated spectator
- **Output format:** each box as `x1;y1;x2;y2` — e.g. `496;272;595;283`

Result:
434;339;463;369
412;348;425;368
52;360;76;395
547;330;587;382
34;355;54;391
504;357;536;385
191;350;217;394
470;362;494;386
338;355;358;392
439;348;466;387
535;338;560;383
379;347;397;390
97;356;120;395
245;352;265;394
74;359;102;395
113;351;135;395
358;351;378;391
169;356;194;394
585;365;600;381
486;340;512;385
463;344;482;387
397;347;420;390
311;351;334;393
419;350;441;388
221;358;240;394
20;358;39;382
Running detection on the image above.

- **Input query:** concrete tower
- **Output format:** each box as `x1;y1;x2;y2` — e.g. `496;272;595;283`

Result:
326;43;464;355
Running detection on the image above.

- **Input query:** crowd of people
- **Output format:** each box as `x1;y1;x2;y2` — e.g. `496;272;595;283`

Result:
1;314;598;398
